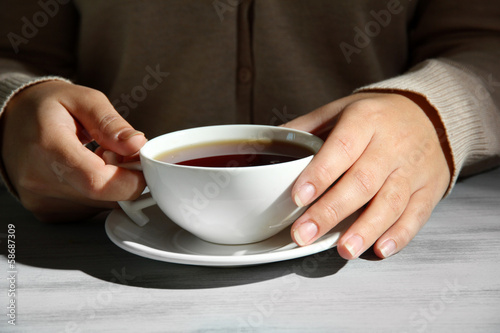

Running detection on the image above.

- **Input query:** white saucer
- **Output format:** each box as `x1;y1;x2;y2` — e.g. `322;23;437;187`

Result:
105;205;358;267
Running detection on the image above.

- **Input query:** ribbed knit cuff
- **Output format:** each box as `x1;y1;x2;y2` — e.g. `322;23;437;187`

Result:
355;59;495;195
0;74;72;196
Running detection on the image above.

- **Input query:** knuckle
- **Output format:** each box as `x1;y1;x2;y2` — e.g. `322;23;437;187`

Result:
313;162;337;187
392;197;434;247
98;114;121;134
394;224;413;246
330;134;355;162
348;99;382;120
80;171;106;200
413;199;433;227
315;199;341;225
383;178;410;214
352;168;376;195
384;190;406;215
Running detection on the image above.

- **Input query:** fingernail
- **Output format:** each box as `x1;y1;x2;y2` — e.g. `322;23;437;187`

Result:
380;239;397;258
119;129;145;141
344;234;364;258
293;221;318;246
294;183;316;207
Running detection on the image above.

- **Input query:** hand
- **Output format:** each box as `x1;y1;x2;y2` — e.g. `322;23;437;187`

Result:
0;81;147;222
284;92;452;259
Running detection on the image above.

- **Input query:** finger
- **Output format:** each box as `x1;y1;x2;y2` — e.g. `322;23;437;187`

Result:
335;171;412;259
291;103;376;208
333;148;442;259
291;139;396;247
46;125;146;202
59;85;147;156
102;150;122;165
97;149;141;165
373;187;438;259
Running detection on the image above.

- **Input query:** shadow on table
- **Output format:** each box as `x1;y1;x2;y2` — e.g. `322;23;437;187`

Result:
1;198;348;290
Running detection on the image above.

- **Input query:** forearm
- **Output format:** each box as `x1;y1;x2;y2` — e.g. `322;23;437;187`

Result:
354;0;500;193
0;0;79;195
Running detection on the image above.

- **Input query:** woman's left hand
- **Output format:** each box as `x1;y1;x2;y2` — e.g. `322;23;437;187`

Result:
283;92;452;259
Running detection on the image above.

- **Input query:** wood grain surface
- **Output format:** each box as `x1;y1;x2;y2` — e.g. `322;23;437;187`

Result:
1;167;499;332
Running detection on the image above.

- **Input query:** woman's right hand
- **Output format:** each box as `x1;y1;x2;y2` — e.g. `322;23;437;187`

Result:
0;81;147;222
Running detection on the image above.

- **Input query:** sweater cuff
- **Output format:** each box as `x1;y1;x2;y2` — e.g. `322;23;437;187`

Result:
0;74;72;196
354;59;496;195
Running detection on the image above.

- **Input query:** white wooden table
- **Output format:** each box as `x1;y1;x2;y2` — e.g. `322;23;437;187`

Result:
1;167;499;332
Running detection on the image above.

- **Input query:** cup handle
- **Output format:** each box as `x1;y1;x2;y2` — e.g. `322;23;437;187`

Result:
115;160;155;227
118;188;156;227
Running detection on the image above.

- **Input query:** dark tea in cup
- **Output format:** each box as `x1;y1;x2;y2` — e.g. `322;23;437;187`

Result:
120;124;323;244
155;139;315;167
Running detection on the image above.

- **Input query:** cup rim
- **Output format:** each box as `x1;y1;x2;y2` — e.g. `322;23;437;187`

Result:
140;124;323;170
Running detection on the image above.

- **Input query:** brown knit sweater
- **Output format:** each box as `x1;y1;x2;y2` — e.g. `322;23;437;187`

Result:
1;0;499;194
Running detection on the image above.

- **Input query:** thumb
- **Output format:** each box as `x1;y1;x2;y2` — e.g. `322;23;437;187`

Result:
60;84;147;156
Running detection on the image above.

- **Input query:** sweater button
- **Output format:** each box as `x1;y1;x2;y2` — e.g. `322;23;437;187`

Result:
238;67;252;83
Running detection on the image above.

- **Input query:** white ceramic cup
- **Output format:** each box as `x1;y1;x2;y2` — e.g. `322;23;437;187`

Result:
119;124;323;245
